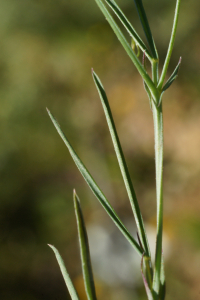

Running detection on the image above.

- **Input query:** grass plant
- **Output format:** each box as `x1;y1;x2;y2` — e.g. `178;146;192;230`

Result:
47;0;182;299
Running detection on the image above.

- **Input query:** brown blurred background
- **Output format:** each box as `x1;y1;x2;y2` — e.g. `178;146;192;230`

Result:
0;0;200;299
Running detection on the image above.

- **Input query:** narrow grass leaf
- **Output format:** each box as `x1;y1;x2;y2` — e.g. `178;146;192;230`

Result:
105;0;152;61
158;0;182;89
48;244;80;300
47;108;143;257
133;0;158;59
73;190;97;300
162;57;182;92
93;0;160;102
92;71;151;261
157;57;182;107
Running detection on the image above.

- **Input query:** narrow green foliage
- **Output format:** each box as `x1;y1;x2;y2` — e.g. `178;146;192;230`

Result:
92;70;151;261
157;57;182;107
48;244;80;300
105;0;152;61
162;57;182;93
93;0;160;102
48;0;182;298
133;0;158;59
47;108;143;256
158;0;182;89
73;190;97;300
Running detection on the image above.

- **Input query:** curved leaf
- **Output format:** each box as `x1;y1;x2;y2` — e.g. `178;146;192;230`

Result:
47;108;143;257
105;0;152;61
93;0;160;102
133;0;158;59
162;57;182;92
92;70;151;260
48;244;80;300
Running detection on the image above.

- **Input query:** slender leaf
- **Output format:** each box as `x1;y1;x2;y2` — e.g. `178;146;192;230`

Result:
162;57;182;92
47;108;143;256
73;190;97;300
48;244;80;300
133;0;158;59
157;57;182;107
105;0;152;61
92;71;151;261
158;0;182;89
93;0;160;102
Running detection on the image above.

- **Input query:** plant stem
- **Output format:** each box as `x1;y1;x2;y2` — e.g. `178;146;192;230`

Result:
158;0;181;90
152;101;163;296
151;58;164;297
152;59;159;87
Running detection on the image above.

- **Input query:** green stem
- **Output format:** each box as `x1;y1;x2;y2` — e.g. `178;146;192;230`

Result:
150;58;164;298
158;0;181;90
152;59;159;87
152;102;164;296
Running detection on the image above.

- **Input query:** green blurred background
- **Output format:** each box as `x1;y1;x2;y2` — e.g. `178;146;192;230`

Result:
1;0;200;299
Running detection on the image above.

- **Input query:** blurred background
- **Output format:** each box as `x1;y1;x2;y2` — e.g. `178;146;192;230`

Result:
0;0;200;299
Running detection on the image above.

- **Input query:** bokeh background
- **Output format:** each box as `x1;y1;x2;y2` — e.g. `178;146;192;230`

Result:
1;0;200;299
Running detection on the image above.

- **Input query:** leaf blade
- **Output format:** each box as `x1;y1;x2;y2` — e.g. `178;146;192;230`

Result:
93;0;159;102
158;0;182;89
162;57;182;92
73;190;97;300
133;0;158;59
92;71;151;261
47;108;143;256
105;0;152;61
48;244;80;300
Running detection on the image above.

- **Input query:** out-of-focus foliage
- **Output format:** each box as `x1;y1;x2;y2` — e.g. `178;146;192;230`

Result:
0;0;200;299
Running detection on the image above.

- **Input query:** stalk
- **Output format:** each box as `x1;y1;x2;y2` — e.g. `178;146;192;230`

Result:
152;101;163;296
151;59;164;297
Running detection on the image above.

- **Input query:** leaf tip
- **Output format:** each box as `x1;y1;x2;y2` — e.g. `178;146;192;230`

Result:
48;244;55;250
91;69;97;81
46;107;51;115
46;107;54;121
73;189;80;211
